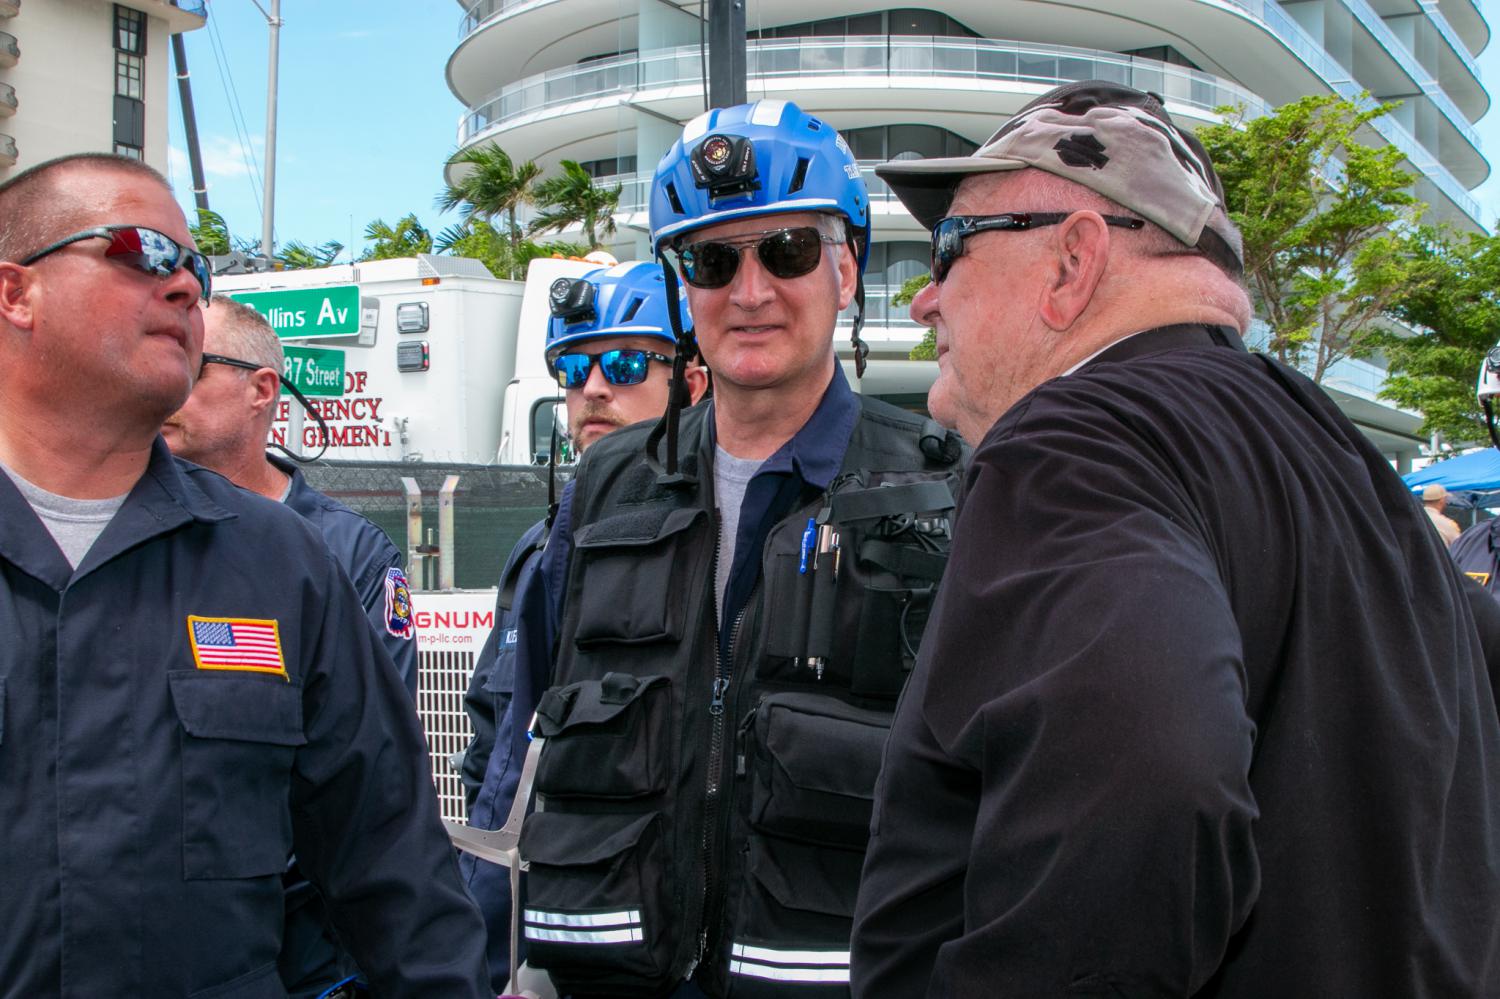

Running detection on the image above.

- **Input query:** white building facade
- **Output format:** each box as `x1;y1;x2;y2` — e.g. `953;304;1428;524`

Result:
445;0;1491;463
0;0;205;175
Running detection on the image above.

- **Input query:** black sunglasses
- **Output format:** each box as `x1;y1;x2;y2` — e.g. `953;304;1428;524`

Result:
550;348;672;389
930;212;1146;283
199;353;268;378
20;224;212;304
675;226;837;289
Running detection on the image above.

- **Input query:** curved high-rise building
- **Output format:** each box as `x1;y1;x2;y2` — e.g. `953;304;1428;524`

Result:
445;0;1490;462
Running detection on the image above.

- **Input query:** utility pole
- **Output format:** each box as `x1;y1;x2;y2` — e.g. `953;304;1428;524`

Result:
707;0;746;108
249;0;282;259
171;35;209;212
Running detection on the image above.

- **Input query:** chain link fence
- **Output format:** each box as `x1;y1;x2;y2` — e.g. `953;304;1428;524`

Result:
300;460;574;590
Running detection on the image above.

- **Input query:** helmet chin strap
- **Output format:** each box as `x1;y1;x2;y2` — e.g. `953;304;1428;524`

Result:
851;275;868;379
645;249;699;488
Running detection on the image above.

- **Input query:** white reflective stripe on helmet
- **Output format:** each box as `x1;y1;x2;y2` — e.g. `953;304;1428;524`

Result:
749;99;788;126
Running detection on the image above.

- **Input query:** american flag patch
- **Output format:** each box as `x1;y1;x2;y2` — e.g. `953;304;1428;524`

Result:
186;616;287;678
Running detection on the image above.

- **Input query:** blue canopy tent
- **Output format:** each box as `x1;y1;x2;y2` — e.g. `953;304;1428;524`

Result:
1402;448;1500;509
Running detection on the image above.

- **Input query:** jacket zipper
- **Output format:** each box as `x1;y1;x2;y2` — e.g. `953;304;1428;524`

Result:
687;526;746;980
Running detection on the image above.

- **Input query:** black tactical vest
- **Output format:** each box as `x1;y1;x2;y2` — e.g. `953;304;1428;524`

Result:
518;396;965;998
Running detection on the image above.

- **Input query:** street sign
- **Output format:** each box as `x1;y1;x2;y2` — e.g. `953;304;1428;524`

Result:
282;345;345;397
230;285;361;340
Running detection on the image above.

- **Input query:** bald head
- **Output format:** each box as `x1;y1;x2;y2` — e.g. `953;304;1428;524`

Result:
0;153;174;264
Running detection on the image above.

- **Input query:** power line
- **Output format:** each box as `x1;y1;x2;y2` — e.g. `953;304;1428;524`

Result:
202;0;265;222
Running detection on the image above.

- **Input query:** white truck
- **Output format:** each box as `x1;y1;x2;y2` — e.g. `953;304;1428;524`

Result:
215;253;605;466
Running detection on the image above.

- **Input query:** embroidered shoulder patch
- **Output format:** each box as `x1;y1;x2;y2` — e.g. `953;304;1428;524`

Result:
187;616;288;678
385;567;414;640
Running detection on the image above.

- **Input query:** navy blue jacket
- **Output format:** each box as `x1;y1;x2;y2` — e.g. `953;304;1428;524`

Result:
274;455;417;699
0;439;489;998
461;495;573;992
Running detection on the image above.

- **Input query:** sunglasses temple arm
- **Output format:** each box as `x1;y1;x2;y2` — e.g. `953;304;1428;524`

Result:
266;376;333;464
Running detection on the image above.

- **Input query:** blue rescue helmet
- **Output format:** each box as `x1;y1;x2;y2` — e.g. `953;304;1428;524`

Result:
544;260;688;359
649;99;871;275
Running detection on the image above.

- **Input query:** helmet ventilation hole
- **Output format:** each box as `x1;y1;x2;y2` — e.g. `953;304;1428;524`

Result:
788;157;811;194
666;183;685;215
620;297;644;323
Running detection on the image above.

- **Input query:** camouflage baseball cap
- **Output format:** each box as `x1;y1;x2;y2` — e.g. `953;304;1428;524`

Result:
876;81;1242;274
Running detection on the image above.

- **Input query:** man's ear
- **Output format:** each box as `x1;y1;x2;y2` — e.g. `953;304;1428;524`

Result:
0;262;38;331
834;242;858;311
684;363;711;406
248;366;280;419
1038;212;1110;332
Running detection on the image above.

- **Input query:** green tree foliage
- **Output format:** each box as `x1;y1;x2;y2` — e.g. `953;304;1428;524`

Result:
1379;226;1500;445
189;209;233;256
437;144;542;279
1197;94;1426;383
276;240;344;270
434;218;588;280
360;214;433;261
529;160;622;250
891;272;936;360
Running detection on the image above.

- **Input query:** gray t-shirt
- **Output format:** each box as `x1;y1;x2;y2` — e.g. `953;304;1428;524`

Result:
2;462;129;569
713;445;761;625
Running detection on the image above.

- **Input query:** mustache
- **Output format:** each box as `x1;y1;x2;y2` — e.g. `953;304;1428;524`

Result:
571;406;625;432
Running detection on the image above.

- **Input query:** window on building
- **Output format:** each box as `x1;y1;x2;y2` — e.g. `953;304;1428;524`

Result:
114;5;146;55
843;123;977;162
1121;45;1201;71
578;155;637;178
751;9;977;42
116;51;145;100
113;94;145;150
114;143;144;160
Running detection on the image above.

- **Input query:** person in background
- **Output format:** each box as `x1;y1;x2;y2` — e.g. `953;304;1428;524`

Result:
0;152;489;997
163;294;420;998
461;260;708;993
1422;482;1462;545
852;81;1500;997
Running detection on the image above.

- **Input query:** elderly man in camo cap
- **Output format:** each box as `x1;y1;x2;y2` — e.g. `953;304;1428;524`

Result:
851;81;1500;997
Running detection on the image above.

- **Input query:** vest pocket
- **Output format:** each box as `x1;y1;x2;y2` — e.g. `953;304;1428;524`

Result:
572;507;705;648
167;670;306;880
534;673;672;799
520;810;679;996
747;692;890;849
724;838;861;996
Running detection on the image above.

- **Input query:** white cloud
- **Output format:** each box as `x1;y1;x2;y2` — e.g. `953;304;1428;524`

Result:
186;133;265;181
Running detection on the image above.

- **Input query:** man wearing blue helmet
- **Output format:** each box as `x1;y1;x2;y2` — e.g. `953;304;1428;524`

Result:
504;100;966;998
461;260;707;994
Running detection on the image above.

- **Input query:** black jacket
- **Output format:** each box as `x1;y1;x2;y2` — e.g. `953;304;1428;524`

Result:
853;326;1500;997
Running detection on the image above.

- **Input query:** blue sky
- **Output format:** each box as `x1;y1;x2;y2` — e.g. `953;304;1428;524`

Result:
167;1;1500;258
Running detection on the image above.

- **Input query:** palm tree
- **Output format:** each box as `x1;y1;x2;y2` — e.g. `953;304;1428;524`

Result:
189;208;233;256
360;214;433;261
528;160;622;250
436;144;542;278
276;240;345;270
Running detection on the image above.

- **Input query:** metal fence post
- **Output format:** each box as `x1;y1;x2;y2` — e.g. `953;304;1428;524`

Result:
402;476;423;587
438;474;460;591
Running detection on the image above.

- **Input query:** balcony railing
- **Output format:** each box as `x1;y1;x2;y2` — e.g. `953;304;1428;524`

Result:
0;0;18;19
460;36;1266;145
1186;0;1481;221
0;133;17;166
1423;2;1480;78
0;82;15;116
460;0;518;38
0;30;17;65
170;0;206;15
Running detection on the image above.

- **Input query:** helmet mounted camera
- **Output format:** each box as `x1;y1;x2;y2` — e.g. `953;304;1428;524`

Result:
549;277;597;327
690;134;759;200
